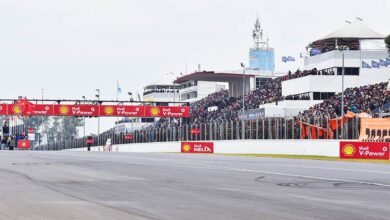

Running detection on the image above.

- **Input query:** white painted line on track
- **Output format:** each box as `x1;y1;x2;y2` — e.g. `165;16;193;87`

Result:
108;156;390;175
122;161;390;188
33;153;390;187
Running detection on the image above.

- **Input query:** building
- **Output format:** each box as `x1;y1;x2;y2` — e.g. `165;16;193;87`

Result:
174;71;237;102
249;16;275;72
143;73;180;104
174;16;283;103
260;20;389;117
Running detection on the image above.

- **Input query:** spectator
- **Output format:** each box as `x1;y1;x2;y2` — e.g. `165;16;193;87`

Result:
299;82;390;119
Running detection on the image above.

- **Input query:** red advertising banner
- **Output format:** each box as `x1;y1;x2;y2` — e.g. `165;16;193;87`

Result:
0;102;190;118
145;106;190;118
181;142;214;153
27;128;34;133
31;104;54;116
340;141;390;160
100;105;144;117
7;104;23;115
17;140;31;150
124;134;133;140
0;104;7;115
190;128;201;135
86;138;94;144
54;105;99;117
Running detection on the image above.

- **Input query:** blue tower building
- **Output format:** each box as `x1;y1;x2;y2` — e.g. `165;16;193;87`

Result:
249;16;275;72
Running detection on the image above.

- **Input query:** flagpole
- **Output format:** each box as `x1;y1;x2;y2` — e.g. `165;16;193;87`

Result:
116;80;119;125
116;80;119;102
341;50;345;139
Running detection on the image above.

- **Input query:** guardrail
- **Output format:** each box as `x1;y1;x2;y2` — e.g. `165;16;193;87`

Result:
37;116;360;151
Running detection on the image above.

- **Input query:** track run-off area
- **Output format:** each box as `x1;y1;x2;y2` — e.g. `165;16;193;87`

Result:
0;151;389;220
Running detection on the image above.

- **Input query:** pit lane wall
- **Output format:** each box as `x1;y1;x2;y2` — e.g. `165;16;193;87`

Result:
68;140;340;157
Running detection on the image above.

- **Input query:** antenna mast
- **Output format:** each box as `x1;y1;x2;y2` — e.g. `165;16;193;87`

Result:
252;13;266;50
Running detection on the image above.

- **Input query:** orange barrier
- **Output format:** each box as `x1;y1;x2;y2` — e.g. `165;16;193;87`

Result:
296;121;334;139
298;111;371;139
328;111;370;130
359;118;390;142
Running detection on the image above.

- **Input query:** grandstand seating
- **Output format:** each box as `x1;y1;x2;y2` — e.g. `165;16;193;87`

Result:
186;76;389;125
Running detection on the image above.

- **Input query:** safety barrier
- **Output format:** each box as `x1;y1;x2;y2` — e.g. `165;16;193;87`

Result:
38;116;360;151
67;139;341;157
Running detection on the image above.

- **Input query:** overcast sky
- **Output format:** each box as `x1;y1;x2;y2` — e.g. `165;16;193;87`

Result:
0;0;389;134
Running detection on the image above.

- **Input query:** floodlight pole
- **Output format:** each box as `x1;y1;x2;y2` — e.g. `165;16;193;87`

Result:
96;89;100;139
82;96;86;138
241;63;246;139
341;50;345;139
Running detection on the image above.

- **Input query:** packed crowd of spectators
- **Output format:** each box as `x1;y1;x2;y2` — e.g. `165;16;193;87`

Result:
187;76;284;124
311;42;359;56
279;68;335;82
284;94;311;101
190;90;239;124
144;70;390;131
143;89;179;96
299;82;390;119
183;80;390;125
316;45;359;54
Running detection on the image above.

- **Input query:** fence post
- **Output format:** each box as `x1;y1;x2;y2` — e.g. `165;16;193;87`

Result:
291;118;295;139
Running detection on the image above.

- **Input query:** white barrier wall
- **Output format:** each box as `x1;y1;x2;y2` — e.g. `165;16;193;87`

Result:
69;140;341;157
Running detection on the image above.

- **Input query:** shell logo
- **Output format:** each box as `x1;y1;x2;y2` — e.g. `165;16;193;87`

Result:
104;106;114;115
182;144;191;152
150;107;160;116
12;105;22;114
342;144;356;156
59;106;69;115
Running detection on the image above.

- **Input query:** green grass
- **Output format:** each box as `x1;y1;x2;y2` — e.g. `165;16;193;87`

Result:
218;154;390;164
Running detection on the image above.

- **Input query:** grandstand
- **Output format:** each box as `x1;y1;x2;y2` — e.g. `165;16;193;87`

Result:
263;20;389;117
23;20;390;150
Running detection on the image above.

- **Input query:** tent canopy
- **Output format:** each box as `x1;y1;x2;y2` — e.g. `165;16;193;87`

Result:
310;21;385;46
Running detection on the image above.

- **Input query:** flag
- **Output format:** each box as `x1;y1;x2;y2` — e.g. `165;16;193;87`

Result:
287;56;295;61
362;61;371;68
282;56;295;63
310;48;321;56
116;81;122;94
379;59;387;67
372;60;380;68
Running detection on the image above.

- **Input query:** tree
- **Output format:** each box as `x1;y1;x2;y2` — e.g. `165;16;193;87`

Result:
386;35;390;55
46;117;62;143
61;117;84;139
45;117;84;143
23;116;49;130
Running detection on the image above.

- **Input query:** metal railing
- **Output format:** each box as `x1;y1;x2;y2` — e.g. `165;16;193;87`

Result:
37;116;360;151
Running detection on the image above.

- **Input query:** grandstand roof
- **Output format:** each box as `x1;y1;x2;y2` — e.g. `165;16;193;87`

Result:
174;71;256;84
312;21;385;44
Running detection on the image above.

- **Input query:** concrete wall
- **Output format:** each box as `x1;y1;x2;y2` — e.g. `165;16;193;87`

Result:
69;139;341;157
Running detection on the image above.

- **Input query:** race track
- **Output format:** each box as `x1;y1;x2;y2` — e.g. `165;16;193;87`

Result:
0;151;389;220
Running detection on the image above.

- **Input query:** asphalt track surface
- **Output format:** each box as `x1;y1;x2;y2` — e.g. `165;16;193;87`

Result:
0;151;389;220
